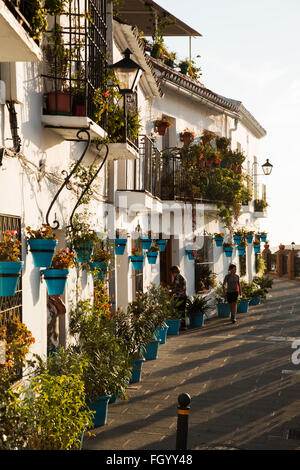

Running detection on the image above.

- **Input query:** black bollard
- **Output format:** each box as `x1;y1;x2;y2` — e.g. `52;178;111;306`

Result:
176;393;191;450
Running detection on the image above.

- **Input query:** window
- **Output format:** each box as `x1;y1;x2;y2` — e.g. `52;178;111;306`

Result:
132;238;143;295
195;236;214;292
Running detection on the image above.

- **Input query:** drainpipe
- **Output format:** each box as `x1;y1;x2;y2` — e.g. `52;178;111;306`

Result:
229;117;239;143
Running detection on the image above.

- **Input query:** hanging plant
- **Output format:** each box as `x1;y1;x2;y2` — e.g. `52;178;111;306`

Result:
154;117;172;136
179;128;196;145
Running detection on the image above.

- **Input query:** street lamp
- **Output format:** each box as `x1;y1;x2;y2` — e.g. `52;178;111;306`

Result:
291;242;295;251
261;159;273;176
109;49;144;143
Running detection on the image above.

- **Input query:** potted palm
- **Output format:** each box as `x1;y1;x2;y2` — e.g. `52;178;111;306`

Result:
41;248;76;295
154;117;172;136
0;230;23;297
186;295;209;327
26;224;58;268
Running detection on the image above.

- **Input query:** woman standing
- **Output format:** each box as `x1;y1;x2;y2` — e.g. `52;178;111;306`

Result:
222;264;242;324
170;265;188;330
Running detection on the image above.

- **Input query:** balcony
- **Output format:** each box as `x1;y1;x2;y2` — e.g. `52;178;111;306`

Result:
0;0;42;62
253;198;268;218
41;1;107;142
116;135;163;212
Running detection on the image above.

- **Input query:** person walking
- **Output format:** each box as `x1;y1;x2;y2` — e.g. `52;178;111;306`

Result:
222;264;242;324
170;265;188;330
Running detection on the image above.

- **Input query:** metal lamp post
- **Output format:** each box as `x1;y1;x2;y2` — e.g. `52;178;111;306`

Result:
109;48;144;143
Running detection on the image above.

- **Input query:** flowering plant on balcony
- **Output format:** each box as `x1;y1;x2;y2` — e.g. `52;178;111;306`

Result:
179;128;196;142
26;224;57;240
0;231;22;262
154;117;173;134
50;248;76;269
254;199;268;212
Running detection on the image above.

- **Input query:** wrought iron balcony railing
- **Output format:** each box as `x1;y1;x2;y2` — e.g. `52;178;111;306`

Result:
4;0;33;36
42;0;107;129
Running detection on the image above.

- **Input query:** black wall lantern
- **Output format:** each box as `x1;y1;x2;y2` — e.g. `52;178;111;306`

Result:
109;48;144;142
261;158;273;176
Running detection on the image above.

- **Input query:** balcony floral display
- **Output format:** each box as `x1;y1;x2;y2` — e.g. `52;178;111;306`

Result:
88;248;112;282
178;57;202;80
154;117;172;136
26;224;58;268
254;199;268;213
41;248;76;295
214;233;224;247
146;245;160;265
223;242;234;258
129;248;144;270
179;128;196;145
0;230;23;297
161;131;251;230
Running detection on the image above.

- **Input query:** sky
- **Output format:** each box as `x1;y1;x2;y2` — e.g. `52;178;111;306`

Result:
155;0;300;248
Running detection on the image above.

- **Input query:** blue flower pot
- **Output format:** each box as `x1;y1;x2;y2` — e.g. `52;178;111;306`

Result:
260;234;267;243
237;299;250;313
237;246;246;256
245;235;254;244
253;244;260;253
109;394;117;404
88;262;107;281
88;395;111;428
142;339;161;361
166;318;181;335
214;237;224;247
142;238;152;250
75;242;94;263
185;249;195;260
155;324;169;344
190;313;204;328
155;240;167;252
217;303;231;318
249;296;260;305
146;251;159;264
130;255;144;270
41;268;69;295
114;238;127;255
233;235;242;245
28;238;57;268
0;261;23;297
223;247;233;258
129;358;145;384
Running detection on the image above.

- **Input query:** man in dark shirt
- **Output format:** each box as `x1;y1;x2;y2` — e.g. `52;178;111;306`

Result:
170;266;187;329
223;264;242;324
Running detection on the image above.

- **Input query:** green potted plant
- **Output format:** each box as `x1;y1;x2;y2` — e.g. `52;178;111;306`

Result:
41;248;76;295
179;128;196;145
214;283;231;318
214;232;225;247
164;51;177;68
245;231;255;244
69;299;133;426
237;239;248;256
68;217;100;263
146;244;160;264
253;237;261;253
223;242;234;258
186;295;210;327
130;247;144;270
154;116;172;136
150;37;167;59
26;224;58;268
233;229;244;245
43;25;73;115
88;248;112;282
0;230;23;297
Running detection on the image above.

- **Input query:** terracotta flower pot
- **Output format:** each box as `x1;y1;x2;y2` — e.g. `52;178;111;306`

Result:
46;91;73;115
157;123;169;136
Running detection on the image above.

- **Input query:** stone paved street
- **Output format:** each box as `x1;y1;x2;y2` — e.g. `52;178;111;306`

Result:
83;277;300;450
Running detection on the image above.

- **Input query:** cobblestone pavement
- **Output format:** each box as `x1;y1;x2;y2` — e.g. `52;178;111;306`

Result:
83;277;300;451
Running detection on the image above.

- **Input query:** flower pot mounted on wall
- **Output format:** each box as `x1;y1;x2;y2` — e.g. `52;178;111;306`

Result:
28;238;58;268
0;261;23;296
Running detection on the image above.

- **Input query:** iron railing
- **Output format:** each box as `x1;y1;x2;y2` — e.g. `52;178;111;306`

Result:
4;1;33;37
294;257;300;277
42;0;107;128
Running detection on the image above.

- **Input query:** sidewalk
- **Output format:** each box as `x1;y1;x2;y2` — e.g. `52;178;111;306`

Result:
83;277;300;450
